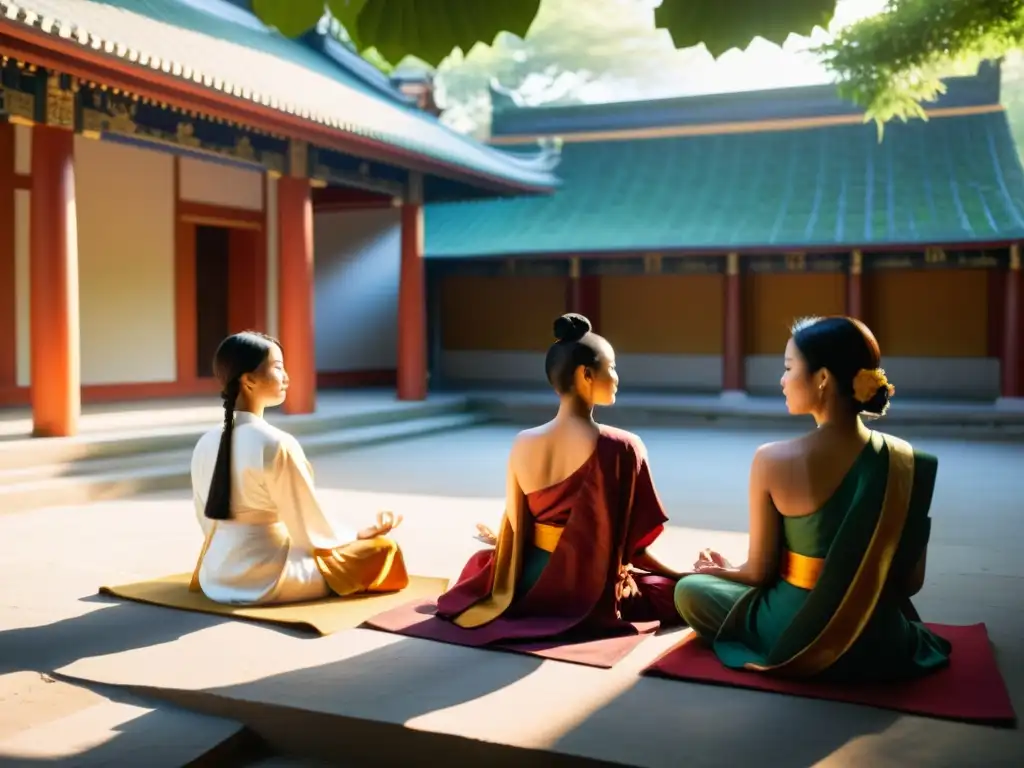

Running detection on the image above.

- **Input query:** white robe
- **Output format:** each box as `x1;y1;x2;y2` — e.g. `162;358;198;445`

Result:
191;411;358;605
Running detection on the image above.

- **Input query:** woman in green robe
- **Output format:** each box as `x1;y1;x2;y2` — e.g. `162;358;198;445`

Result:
674;316;951;682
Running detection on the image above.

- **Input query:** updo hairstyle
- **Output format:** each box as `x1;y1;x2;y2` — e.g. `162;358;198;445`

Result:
791;316;892;417
543;313;605;394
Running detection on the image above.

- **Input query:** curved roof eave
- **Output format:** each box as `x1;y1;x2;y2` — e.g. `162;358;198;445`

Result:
0;0;559;195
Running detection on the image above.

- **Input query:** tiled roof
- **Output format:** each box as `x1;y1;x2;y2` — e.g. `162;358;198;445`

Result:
0;0;558;192
425;110;1024;257
489;64;1002;141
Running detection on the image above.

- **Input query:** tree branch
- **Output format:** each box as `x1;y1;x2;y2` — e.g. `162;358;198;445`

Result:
817;0;1024;128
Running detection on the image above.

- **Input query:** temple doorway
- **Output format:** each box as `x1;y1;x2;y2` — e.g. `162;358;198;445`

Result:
191;223;265;379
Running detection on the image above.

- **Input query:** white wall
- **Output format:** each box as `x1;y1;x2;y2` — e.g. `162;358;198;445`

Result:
14;190;29;387
439;351;723;391
14;139;273;389
440;350;997;398
75;137;177;385
313;208;400;372
746;355;1001;399
265;175;279;339
179;155;262;210
16;136;177;386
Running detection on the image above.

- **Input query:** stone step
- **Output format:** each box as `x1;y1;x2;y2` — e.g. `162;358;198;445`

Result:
0;412;489;514
0;672;255;767
0;398;473;472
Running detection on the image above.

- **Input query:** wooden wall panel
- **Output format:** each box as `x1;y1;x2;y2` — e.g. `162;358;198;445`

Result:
745;272;846;355
440;275;565;351
865;269;988;357
601;274;724;354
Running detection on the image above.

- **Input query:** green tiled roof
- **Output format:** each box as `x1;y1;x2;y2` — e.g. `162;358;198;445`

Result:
425;111;1024;257
0;0;558;192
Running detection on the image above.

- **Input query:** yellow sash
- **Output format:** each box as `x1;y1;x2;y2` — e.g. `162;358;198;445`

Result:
779;549;825;591
533;522;563;553
188;522;217;593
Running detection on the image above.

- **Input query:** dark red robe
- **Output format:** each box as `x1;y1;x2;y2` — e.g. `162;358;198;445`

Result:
434;426;679;644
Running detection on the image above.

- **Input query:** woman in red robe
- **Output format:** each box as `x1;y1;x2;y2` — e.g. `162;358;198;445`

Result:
435;313;685;644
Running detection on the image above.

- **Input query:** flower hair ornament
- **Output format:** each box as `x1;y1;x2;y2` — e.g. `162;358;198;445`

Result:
852;368;895;403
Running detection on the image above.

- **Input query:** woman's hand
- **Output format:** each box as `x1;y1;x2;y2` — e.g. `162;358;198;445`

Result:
693;548;734;576
475;523;498;546
358;510;403;540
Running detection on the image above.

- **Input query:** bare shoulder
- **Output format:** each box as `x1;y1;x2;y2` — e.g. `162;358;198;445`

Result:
751;434;807;472
507;425;544;467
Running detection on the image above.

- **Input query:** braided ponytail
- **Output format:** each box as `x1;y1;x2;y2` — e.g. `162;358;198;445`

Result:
202;331;281;521
203;380;241;521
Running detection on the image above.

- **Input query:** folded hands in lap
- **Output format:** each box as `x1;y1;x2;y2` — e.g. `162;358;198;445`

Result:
693;548;734;577
358;510;403;540
475;522;498;546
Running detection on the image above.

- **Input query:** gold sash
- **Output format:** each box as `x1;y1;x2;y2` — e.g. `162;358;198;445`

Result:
780;549;825;591
533;522;563;553
188;523;217;593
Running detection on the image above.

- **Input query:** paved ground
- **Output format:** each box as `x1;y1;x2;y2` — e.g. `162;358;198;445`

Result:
1;423;1022;765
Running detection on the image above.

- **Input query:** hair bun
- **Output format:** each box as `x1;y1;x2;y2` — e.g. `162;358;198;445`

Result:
553;313;592;343
860;386;892;419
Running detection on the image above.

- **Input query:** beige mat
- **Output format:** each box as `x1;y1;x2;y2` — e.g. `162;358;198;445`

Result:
99;573;450;635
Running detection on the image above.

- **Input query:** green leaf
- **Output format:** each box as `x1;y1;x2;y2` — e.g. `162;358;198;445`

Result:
356;0;543;67
252;0;326;39
655;0;838;57
817;0;1024;130
326;0;369;51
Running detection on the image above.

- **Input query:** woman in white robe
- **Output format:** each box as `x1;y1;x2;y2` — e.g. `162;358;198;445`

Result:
189;331;409;606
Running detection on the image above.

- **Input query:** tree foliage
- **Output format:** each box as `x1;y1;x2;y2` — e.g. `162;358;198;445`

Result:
431;0;709;138
655;0;836;57
817;0;1024;127
251;0;844;67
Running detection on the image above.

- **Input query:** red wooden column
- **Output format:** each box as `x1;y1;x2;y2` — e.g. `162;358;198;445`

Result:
277;171;316;415
565;257;601;327
397;173;426;401
722;252;745;394
30;123;80;437
846;249;863;319
1002;243;1021;399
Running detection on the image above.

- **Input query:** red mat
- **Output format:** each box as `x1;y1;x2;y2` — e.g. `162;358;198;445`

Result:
363;599;658;668
642;623;1016;726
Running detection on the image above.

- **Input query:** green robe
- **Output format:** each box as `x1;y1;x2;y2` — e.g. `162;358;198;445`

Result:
674;431;951;682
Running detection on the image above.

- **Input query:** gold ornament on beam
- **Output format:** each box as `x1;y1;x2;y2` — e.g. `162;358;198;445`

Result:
175;121;201;148
643;252;662;275
45;74;75;129
784;252;807;272
288;140;308;178
233;135;256;161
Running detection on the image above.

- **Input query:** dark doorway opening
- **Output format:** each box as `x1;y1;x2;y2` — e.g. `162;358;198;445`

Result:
194;225;231;378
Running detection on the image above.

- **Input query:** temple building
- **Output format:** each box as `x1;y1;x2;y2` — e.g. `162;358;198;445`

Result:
425;62;1024;403
0;0;558;436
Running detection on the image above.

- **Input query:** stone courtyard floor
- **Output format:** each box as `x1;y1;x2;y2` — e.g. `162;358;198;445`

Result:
1;423;1022;766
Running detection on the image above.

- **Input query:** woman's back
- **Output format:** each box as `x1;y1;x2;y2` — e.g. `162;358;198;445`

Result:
511;417;600;495
762;427;873;519
191;414;283;528
721;432;945;681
